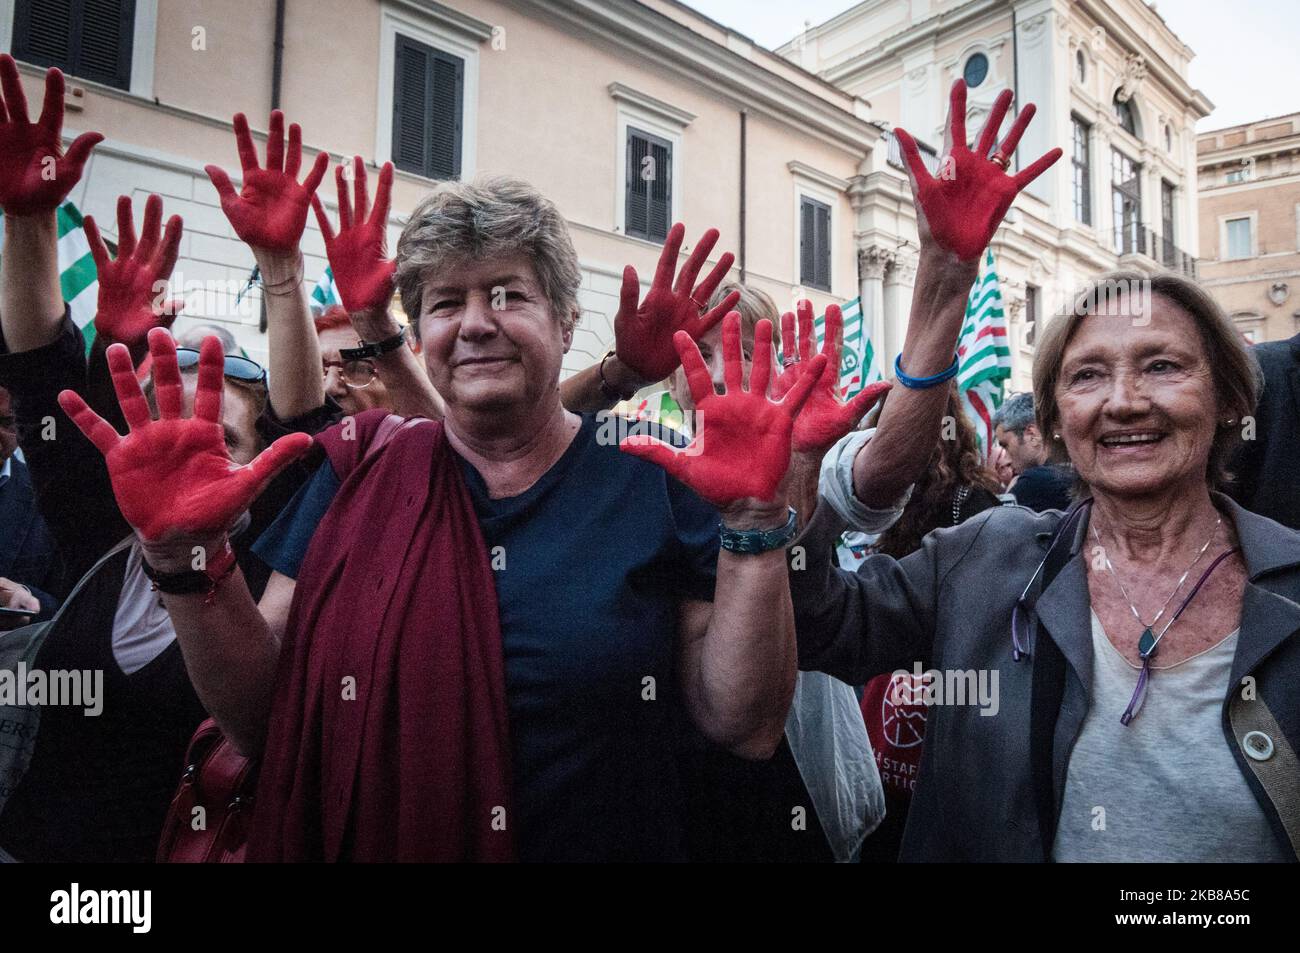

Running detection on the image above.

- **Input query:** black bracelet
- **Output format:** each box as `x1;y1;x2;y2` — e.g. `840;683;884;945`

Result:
599;350;636;402
340;326;407;361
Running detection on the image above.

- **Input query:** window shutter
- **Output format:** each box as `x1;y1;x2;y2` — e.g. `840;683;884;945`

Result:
392;34;463;180
429;51;463;179
625;127;671;242
815;202;831;290
14;0;134;91
799;198;816;285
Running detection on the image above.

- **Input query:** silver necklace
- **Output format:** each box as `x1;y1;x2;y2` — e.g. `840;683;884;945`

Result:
1090;516;1221;657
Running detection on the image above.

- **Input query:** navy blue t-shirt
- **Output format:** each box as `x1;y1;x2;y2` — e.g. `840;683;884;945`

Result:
253;413;720;861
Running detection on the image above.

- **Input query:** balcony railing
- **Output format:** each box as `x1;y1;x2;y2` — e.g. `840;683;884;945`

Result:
1115;223;1198;277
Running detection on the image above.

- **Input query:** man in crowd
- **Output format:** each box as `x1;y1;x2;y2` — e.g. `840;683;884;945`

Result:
0;384;57;626
1228;329;1300;530
992;391;1074;512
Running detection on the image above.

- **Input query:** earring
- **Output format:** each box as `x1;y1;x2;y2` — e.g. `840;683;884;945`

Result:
1053;432;1061;440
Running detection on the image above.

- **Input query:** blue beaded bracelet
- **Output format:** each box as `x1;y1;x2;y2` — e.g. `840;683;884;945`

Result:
894;353;960;389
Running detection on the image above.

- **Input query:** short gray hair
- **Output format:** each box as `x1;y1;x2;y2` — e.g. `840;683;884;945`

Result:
178;323;239;355
396;176;582;338
991;391;1036;437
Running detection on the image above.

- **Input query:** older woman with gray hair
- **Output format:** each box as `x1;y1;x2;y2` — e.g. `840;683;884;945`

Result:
66;172;826;862
786;79;1300;862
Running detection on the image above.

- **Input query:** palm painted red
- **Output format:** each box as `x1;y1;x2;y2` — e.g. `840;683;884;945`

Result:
0;54;102;215
86;194;184;348
311;156;396;314
772;300;891;454
57;330;312;542
620;312;826;505
614;223;740;382
893;81;1062;262
205;110;329;254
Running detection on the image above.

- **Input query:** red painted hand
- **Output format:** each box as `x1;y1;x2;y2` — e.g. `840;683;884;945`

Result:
86;194;184;348
614;223;740;383
0;55;102;216
311;157;395;314
58;329;312;542
893;80;1062;262
620;312;827;506
771;300;891;455
205;110;329;255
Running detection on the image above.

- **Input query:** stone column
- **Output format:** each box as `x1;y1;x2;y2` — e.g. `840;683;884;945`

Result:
858;246;895;372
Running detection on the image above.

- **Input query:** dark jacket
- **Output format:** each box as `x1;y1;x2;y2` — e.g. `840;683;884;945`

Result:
1230;333;1300;529
0;455;58;616
790;494;1300;862
1010;463;1074;513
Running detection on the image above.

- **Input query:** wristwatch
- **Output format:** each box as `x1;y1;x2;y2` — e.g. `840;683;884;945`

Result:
719;507;799;555
340;325;407;361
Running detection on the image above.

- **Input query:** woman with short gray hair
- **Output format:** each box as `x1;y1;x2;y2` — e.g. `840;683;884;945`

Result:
790;80;1300;861
71;172;827;862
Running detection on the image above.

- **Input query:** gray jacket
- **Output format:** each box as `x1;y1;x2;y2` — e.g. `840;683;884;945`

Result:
789;493;1300;862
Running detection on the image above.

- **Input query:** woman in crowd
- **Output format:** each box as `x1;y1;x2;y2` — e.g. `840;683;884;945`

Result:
789;80;1300;861
63;171;834;862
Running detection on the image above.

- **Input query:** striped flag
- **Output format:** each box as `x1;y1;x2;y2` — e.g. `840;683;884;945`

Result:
310;265;340;313
957;249;1013;456
0;200;99;352
780;297;885;401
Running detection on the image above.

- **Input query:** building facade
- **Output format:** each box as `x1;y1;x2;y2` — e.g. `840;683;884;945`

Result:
1197;112;1300;345
0;0;879;377
779;0;1211;390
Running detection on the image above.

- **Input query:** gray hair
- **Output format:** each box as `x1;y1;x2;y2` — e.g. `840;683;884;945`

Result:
178;323;239;355
707;281;781;351
991;391;1036;437
396;176;582;338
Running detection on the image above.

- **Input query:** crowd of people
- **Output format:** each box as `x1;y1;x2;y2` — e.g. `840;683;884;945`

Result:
1;54;1298;863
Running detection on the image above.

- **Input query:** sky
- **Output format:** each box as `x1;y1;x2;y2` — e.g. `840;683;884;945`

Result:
687;0;1299;130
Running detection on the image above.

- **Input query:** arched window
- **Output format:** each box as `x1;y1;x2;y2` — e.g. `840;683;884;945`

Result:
1113;93;1138;137
963;53;989;88
1075;49;1086;84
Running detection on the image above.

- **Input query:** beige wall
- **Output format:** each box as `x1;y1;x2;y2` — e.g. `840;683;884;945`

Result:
2;0;875;377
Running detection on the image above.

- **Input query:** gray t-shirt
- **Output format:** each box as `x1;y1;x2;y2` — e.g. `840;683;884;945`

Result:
1052;612;1290;862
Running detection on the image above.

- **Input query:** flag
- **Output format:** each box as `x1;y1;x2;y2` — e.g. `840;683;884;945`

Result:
0;200;99;352
612;388;685;432
780;297;884;401
957;248;1013;456
311;266;340;313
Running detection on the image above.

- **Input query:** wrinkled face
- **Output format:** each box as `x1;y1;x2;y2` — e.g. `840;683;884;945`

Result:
173;375;262;466
994;424;1042;475
1053;293;1219;502
317;325;393;416
416;256;570;420
667;320;775;415
0;387;15;463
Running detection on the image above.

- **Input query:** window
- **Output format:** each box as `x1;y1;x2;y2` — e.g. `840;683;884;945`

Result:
12;0;135;90
963;53;989;88
1225;217;1252;259
1075;49;1086;84
1226;164;1250;184
1112;149;1141;254
1071;116;1092;225
1160;180;1176;265
799;196;832;291
1025;284;1040;347
391;34;464;180
625;127;672;243
1113;93;1138;138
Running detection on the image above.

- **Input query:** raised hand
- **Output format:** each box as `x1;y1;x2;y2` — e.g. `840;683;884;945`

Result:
893;80;1061;262
0;54;102;216
614;223;740;383
57;329;312;542
620;312;827;506
311;157;395;314
205;110;329;255
772;300;891;454
86;194;184;348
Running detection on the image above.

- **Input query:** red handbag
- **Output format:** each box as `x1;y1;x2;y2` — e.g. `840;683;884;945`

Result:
156;718;257;863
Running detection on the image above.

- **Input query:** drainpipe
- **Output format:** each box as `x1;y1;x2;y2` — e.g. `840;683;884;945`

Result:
739;109;747;283
260;0;287;334
1011;6;1020;170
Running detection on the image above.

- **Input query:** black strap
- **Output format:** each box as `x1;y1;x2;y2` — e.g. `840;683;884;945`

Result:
1027;502;1086;860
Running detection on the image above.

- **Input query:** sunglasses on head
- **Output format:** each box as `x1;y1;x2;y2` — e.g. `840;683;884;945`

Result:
174;348;267;384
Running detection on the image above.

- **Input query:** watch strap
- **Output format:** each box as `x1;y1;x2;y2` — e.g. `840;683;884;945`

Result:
340;325;407;361
719;507;799;555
